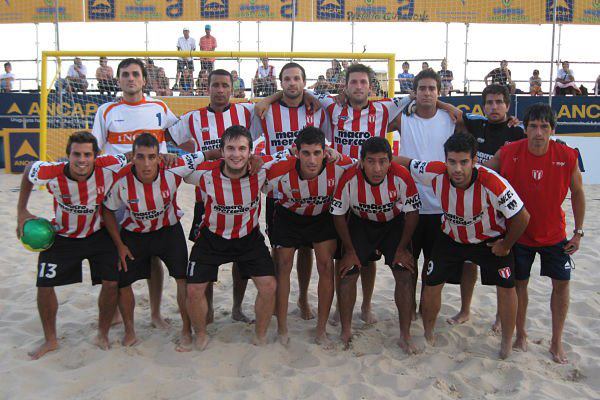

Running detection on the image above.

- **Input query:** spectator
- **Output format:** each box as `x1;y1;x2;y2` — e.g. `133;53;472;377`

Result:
145;58;160;92
554;61;581;95
308;74;330;95
95;57;118;96
422;61;430;71
175;27;196;89
199;24;217;72
338;60;350;84
66;57;89;94
253;57;276;97
438;58;453;96
397;61;414;94
484;60;515;94
326;59;342;83
370;76;384;97
529;69;543;96
179;68;194;96
0;62;15;92
231;70;245;98
595;74;600;95
196;69;209;96
154;68;172;96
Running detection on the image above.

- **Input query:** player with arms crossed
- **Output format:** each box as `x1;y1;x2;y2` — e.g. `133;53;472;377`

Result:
395;133;530;359
183;126;277;350
331;137;421;352
16;132;128;359
486;104;585;364
102;134;220;350
265;126;353;347
92;57;179;329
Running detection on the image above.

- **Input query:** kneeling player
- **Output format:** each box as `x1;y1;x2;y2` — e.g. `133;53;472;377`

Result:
395;133;530;359
16;132;128;359
265;126;354;347
184;126;277;350
103;133;218;350
331;137;421;353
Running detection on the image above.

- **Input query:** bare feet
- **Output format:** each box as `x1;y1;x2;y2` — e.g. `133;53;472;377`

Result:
424;331;436;346
194;334;209;351
360;306;377;325
491;317;501;334
252;334;268;346
328;310;340;327
277;332;290;347
447;311;470;325
499;338;512;360
398;336;420;355
513;335;528;352
29;339;59;360
122;331;138;347
315;332;335;350
175;331;193;352
94;334;110;351
549;342;569;364
341;331;352;350
297;300;315;320
151;315;171;329
232;307;253;323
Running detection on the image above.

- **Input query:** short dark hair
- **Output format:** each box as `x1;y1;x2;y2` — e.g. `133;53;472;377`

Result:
482;84;510;107
208;69;232;86
295;126;325;151
523;103;556;130
345;63;374;85
4;62;10;68
66;131;99;156
443;133;477;159
279;62;306;82
132;133;159;154
117;58;147;80
402;61;409;68
220;125;253;150
360;137;392;161
413;68;441;92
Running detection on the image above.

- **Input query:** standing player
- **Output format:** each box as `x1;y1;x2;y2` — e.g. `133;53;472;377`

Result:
167;69;256;323
16;132;127;359
184;126;277;350
102;134;220;350
92;58;179;328
447;84;525;326
486;104;585;364
395;133;530;359
265;126;352;347
253;62;332;321
331;137;421;352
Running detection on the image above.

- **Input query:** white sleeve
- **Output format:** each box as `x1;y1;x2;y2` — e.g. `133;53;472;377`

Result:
103;184;124;211
184;168;210;186
381;96;411;121
92;106;107;151
250;113;264;141
487;177;525;219
317;93;335;109
170;152;206;177
330;181;350;216
163;105;179;129
168;114;192;146
27;161;63;185
409;159;442;187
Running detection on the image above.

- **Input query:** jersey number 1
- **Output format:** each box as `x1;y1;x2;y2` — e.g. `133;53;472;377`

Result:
156;113;162;126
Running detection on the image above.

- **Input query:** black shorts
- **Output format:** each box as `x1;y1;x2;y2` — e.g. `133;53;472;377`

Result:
513;239;573;281
271;205;337;249
265;196;276;242
177;59;194;71
36;229;118;287
333;213;382;263
411;213;442;261
342;213;407;276
426;232;515;288
119;222;188;288
187;227;275;283
188;201;205;242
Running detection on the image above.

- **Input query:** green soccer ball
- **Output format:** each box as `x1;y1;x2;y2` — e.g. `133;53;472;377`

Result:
21;218;56;252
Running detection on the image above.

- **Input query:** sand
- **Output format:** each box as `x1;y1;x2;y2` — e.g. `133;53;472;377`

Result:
1;173;598;399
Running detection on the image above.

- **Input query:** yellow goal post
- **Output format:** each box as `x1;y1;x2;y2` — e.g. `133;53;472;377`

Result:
40;50;396;161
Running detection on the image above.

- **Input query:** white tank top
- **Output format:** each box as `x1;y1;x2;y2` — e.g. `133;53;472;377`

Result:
400;109;455;214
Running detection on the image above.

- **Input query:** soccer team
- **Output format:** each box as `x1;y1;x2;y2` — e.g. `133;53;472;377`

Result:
16;58;585;365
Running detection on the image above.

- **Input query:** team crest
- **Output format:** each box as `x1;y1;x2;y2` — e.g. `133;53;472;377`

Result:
162;189;171;198
306;114;314;125
96;186;105;195
388;190;397;199
368;114;376;123
498;267;511;279
532;170;543;180
327;178;336;187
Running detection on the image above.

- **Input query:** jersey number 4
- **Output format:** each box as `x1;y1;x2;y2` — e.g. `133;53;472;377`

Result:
39;262;57;279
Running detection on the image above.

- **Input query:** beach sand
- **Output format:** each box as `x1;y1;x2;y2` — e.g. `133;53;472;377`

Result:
1;173;598;399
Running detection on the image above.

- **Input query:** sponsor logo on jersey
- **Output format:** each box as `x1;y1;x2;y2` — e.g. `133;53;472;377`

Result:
498;266;511;279
127;198;140;204
553;161;566;167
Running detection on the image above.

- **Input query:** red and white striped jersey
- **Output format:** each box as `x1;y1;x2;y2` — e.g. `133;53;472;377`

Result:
104;152;205;233
319;95;410;158
184;156;272;239
169;103;256;151
93;95;179;155
28;154;128;238
331;162;421;222
251;101;330;155
265;155;356;216
409;160;524;244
